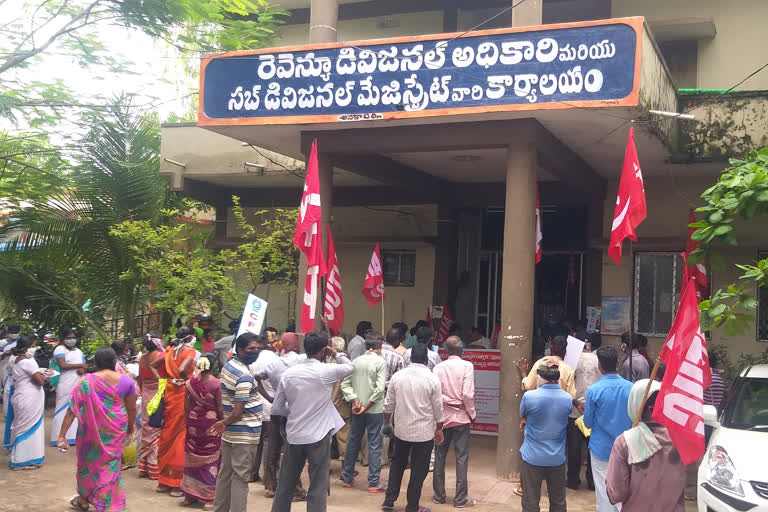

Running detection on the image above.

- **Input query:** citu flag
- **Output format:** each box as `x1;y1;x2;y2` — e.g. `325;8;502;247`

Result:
652;277;712;465
535;186;543;264
361;243;385;307
682;209;708;300
608;127;646;265
426;306;454;347
294;139;327;334
323;226;344;334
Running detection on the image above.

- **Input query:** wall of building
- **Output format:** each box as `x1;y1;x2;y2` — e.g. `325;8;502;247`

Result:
600;174;768;367
226;204;439;339
274;10;444;47
612;0;768;90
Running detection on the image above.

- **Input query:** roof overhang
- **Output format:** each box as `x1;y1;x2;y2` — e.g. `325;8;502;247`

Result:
191;17;684;185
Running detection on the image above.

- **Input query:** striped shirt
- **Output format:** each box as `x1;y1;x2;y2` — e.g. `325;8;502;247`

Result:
220;357;262;444
703;368;726;410
381;343;404;383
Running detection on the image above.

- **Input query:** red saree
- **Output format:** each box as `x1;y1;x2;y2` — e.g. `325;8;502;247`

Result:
156;345;194;488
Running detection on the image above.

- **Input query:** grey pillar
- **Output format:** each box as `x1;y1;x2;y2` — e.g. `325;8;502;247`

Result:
496;136;537;480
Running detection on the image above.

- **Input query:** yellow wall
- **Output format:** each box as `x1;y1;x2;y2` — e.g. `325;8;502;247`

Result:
612;0;768;90
600;175;768;366
227;205;438;339
275;11;444;47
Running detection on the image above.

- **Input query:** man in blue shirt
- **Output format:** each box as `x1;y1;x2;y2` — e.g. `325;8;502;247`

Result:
583;346;633;512
519;363;573;512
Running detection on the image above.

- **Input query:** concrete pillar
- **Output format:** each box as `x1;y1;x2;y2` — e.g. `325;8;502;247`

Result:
295;1;337;335
309;0;339;44
496;136;537;481
511;0;542;27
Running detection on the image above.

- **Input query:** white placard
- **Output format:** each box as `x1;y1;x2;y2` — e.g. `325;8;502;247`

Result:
236;294;269;338
564;335;586;370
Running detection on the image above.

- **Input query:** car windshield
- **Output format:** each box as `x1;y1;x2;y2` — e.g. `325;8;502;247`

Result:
723;377;768;431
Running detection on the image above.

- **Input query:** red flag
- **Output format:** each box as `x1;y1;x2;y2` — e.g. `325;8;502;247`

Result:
323;226;344;334
682;209;708;300
652;278;712;465
535;186;543;264
425;306;454;346
361;243;385;307
294;139;327;334
608;127;646;265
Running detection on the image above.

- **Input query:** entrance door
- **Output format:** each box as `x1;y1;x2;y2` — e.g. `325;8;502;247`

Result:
474;250;584;346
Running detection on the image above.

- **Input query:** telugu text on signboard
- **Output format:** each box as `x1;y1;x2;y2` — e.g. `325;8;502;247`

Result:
200;19;640;125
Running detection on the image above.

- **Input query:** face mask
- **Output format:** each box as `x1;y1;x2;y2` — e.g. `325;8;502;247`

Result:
64;338;78;348
242;350;260;365
8;333;19;341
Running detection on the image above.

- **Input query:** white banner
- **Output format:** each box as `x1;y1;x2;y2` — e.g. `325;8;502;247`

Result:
236;294;269;338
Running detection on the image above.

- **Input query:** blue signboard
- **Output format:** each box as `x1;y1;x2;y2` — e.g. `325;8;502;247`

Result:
200;19;640;124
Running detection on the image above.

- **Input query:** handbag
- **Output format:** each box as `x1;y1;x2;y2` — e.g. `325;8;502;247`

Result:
148;396;165;428
147;378;167;428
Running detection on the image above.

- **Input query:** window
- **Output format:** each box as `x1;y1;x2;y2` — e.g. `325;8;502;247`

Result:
634;252;684;336
382;250;416;287
757;252;768;341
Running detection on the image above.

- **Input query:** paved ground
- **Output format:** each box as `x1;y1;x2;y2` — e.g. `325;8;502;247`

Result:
1;411;697;511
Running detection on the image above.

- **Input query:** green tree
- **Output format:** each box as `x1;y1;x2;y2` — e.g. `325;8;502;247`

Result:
0;101;170;335
110;210;239;323
1;0;285;205
691;147;768;335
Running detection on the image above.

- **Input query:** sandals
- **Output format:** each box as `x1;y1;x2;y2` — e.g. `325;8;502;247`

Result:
368;485;387;494
69;496;89;511
513;485;524;497
342;478;356;488
265;490;276;499
169;490;185;498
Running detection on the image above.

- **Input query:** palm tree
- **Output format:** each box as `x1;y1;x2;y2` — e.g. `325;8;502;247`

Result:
0;101;170;336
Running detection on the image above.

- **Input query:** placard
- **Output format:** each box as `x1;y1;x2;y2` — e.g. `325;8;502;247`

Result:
600;296;630;336
200;18;642;125
236;294;268;338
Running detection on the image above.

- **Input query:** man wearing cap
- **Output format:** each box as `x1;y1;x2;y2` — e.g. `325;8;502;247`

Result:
519;362;573;512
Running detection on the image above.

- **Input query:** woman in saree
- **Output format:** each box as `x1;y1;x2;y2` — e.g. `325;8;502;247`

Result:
4;335;47;470
137;332;167;479
58;347;137;512
50;328;88;447
180;353;223;509
154;326;196;496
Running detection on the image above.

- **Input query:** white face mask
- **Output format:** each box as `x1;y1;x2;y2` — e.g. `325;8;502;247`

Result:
64;338;78;348
8;333;19;341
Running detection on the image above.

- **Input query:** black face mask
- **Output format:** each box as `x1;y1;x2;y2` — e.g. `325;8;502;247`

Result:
242;350;260;365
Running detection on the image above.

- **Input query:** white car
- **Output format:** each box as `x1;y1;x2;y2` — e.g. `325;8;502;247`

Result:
698;364;768;512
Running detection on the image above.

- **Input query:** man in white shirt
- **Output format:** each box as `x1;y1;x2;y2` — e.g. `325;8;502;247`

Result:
347;321;372;361
568;332;602;490
252;332;306;499
381;343;444;512
249;334;280;486
271;331;354;512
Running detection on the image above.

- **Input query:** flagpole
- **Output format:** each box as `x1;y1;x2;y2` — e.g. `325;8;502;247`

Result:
628;239;634;383
381;295;385;335
632;358;661;427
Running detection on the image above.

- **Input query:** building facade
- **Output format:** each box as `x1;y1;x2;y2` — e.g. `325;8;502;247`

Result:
160;0;768;478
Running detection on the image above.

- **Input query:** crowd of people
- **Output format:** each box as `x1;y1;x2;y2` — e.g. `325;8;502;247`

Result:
0;317;727;512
